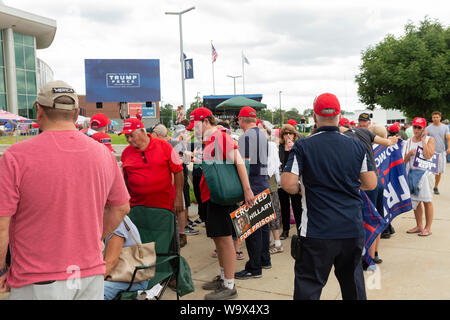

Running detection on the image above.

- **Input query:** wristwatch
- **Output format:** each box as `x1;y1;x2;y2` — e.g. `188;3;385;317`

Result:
0;265;8;277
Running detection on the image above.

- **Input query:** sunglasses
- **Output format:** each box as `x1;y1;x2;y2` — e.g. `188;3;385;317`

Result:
413;126;423;130
283;132;295;135
141;152;148;164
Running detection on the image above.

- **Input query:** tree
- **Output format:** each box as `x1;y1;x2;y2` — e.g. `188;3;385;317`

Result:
355;17;450;119
186;95;203;119
159;103;174;127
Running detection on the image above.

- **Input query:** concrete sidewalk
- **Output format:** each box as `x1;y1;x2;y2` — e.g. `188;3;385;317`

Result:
1;163;449;300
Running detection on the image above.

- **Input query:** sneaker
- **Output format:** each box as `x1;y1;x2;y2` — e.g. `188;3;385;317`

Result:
433;187;440;195
204;284;237;300
269;245;284;254
184;225;199;235
280;231;289;240
235;269;262;280
202;275;223;290
188;219;197;227
236;251;245;260
194;218;203;225
262;263;272;270
373;254;383;264
380;231;391;239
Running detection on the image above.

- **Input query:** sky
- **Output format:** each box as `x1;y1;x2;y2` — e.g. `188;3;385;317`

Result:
8;0;450;114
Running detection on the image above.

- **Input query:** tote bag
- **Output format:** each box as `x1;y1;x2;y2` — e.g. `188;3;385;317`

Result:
202;139;250;205
106;221;156;283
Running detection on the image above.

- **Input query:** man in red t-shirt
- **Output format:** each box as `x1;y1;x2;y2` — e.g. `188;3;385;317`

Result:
120;118;184;213
0;81;130;299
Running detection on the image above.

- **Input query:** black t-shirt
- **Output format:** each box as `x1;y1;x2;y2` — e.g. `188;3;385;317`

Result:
343;128;377;174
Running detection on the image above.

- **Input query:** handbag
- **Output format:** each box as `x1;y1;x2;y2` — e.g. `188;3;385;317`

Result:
105;220;156;283
202;137;250;205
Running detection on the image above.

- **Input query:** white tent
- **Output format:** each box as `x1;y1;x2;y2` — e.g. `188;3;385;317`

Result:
76;115;90;124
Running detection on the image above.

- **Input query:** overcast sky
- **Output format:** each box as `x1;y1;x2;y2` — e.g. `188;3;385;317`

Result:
9;0;450;114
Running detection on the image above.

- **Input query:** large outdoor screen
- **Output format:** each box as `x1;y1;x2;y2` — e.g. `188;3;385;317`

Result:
85;59;161;102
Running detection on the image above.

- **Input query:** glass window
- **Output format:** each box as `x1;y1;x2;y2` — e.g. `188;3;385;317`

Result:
13;32;23;44
0;67;5;93
16;69;26;95
15;43;25;69
24;46;35;70
18;94;28;116
23;35;34;47
0;93;6;111
0;42;4;67
26;71;36;95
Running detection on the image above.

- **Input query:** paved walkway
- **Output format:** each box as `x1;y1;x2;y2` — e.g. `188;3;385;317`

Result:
1;152;449;299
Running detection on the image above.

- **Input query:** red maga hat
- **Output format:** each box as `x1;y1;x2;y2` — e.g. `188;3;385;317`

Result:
313;93;341;117
237;106;257;118
287;119;297;126
186;107;213;131
118;118;145;135
90;113;111;129
412;117;426;129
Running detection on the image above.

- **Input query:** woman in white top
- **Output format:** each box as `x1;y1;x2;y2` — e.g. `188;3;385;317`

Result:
403;117;435;236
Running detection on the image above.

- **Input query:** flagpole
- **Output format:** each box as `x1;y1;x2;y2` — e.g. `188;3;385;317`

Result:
211;40;216;95
242;51;245;94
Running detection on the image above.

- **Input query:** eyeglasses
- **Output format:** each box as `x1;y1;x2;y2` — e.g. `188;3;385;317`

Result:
141;152;148;164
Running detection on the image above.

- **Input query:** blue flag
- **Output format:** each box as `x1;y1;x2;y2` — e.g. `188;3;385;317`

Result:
362;140;412;268
361;190;387;269
373;140;412;222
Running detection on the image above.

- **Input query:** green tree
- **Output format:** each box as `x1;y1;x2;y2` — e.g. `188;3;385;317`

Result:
355;17;450;119
159;103;174;127
186;95;203;119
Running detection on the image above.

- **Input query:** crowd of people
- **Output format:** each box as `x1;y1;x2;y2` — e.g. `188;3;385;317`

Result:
0;80;448;300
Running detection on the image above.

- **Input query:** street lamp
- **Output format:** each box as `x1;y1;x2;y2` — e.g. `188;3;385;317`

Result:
227;75;242;95
279;91;282;128
165;6;195;114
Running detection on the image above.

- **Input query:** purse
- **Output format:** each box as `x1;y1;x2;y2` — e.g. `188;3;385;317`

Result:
202;139;250;205
105;220;156;283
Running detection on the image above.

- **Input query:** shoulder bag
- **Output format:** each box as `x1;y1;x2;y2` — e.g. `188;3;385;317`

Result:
105;220;156;282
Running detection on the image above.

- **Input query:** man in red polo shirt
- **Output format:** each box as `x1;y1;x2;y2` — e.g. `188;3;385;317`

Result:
120;118;184;213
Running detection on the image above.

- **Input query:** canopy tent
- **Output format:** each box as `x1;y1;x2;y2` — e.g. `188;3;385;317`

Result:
76;115;90;124
215;96;267;110
0;110;32;123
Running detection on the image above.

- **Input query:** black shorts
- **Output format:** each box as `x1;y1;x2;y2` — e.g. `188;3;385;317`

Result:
205;201;237;238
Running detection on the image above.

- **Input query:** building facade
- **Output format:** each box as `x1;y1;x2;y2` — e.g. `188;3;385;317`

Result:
0;2;56;119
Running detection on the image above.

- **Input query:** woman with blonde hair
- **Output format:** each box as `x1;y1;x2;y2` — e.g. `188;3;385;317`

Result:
278;124;303;240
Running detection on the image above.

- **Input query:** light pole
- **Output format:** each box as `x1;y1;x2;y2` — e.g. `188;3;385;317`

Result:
227;75;242;95
165;6;195;115
279;91;282;128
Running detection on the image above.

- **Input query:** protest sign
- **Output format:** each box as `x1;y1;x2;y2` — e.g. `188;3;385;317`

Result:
412;146;439;174
230;189;276;243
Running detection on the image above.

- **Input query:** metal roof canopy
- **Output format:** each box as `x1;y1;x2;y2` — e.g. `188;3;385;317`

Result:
0;4;56;49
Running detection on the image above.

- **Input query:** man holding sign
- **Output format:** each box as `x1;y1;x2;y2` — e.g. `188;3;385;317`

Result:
403;117;435;237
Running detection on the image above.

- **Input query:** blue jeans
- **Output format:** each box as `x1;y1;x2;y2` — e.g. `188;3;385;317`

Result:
104;280;149;300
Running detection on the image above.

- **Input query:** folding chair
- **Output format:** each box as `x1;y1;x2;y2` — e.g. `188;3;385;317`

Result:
113;206;194;300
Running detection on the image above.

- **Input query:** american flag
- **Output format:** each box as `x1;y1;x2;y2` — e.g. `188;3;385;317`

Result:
211;43;218;63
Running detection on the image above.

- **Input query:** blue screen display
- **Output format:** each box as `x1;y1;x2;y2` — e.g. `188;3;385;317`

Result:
85;59;161;102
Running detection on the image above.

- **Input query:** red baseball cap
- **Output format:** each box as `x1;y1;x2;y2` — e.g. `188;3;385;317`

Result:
92;132;115;152
237;106;257;118
388;122;400;133
313;93;341;117
412;117;426;129
287;119;297;126
339;117;350;127
350;121;356;126
186;107;213;131
118;118;145;135
91;113;111;129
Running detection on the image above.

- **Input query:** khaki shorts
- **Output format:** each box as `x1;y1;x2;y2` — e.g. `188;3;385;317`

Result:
8;275;104;300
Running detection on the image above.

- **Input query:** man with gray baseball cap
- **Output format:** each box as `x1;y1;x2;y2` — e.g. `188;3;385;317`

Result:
0;81;130;300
